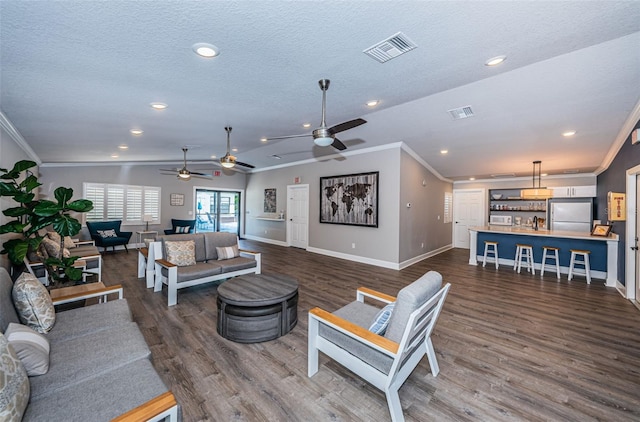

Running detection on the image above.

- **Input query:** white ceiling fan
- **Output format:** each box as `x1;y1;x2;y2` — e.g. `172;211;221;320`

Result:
220;126;255;169
160;147;211;181
266;79;367;150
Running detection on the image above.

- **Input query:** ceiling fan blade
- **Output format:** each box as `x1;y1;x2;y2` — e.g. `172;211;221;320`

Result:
235;161;255;169
329;118;367;135
266;133;311;141
159;168;179;172
331;138;347;151
190;171;211;176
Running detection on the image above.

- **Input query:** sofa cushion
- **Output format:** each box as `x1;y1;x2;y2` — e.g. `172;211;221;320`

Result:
23;359;169;422
158;233;206;262
385;271;442;343
46;232;76;249
368;302;395;335
0;268;20;333
5;323;50;376
319;301;394;374
12;272;55;334
46;299;132;343
218;256;257;273
204;232;238;260
216;244;239;260
165;240;196;266
29;322;151;400
40;236;70;259
0;332;30;421
161;262;223;283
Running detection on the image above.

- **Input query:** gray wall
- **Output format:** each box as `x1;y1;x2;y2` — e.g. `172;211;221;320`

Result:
38;164;246;237
399;150;453;262
1;126;37;272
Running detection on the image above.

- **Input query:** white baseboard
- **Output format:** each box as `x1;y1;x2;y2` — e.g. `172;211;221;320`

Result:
306;247;400;270
242;234;288;247
615;280;627;298
398;244;453;270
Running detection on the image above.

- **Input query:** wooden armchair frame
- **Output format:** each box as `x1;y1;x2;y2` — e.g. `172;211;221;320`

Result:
308;283;451;422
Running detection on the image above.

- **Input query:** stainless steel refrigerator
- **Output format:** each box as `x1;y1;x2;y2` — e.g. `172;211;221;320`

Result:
549;199;593;232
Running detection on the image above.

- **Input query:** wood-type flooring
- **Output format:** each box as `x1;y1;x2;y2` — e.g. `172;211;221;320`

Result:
99;242;640;421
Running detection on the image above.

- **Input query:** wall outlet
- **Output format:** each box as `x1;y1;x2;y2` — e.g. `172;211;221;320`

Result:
437;215;440;220
421;242;424;248
352;243;356;249
264;230;268;234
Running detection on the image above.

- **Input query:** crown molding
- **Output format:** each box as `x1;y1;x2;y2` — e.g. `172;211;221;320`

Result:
0;111;41;164
400;142;452;183
596;97;640;175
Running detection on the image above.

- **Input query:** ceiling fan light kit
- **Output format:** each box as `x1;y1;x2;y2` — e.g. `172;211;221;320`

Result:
521;160;553;199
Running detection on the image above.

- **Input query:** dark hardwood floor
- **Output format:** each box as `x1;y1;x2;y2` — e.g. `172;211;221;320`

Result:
99;242;640;421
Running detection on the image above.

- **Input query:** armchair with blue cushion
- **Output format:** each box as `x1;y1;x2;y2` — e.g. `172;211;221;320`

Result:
86;220;133;253
164;219;196;235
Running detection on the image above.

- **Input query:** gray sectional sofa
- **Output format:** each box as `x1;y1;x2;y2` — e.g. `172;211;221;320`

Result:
0;268;178;421
153;232;261;306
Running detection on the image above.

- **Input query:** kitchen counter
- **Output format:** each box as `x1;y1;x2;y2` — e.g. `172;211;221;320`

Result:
469;226;618;286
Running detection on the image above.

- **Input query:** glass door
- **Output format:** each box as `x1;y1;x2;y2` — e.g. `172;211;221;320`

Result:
195;189;241;236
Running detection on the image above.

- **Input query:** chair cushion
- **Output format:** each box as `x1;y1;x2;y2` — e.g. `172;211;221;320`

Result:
204;232;238;260
218;256;257;273
216;245;239;260
12;273;55;334
0;333;30;421
161;262;223;283
96;229;117;238
165;240;196;266
368;302;395;335
385;271;442;343
4;323;50;376
158;234;206;262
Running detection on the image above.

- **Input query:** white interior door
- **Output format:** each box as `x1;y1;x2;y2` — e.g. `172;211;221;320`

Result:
636;176;640;302
287;184;309;249
453;189;485;249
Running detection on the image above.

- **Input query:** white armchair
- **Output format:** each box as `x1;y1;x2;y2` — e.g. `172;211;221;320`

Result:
308;271;450;422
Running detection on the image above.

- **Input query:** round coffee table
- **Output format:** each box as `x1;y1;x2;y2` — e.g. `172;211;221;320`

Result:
216;273;298;343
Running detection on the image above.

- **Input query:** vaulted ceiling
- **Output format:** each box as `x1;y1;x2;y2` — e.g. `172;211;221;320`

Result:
1;1;639;180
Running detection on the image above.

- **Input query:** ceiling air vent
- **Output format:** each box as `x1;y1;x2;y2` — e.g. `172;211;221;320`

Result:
363;32;417;63
448;106;474;120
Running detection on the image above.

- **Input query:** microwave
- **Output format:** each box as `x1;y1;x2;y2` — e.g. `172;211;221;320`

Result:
490;215;512;226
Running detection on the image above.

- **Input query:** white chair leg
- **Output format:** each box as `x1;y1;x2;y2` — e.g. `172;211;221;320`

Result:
541;248;548;277
513;245;521;271
308;316;319;377
385;387;405;422
425;337;440;377
527;248;535;275
554;249;561;279
167;266;178;306
568;253;575;280
584;253;591;284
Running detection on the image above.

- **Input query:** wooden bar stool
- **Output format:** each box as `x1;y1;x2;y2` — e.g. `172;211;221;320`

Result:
541;246;561;279
514;244;535;274
482;241;499;269
569;249;591;284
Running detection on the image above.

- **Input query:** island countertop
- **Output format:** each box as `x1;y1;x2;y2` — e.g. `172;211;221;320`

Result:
470;226;619;242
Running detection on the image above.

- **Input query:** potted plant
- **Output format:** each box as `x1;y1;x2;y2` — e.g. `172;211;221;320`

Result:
0;160;93;283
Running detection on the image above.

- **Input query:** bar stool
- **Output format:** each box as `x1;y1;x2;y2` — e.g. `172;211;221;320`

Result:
482;241;499;269
541;246;561;279
569;249;591;284
514;244;535;274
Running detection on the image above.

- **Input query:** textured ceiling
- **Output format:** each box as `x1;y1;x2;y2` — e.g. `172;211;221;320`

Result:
1;1;639;180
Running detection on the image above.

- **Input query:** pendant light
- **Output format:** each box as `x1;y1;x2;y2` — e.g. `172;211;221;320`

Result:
521;161;553;199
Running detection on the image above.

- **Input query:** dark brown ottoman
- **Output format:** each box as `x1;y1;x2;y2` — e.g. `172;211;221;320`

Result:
216;274;298;343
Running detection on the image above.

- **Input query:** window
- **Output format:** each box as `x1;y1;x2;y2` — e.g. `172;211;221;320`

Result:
84;183;161;225
444;192;453;224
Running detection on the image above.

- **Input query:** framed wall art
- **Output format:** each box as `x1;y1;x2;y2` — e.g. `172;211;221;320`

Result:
320;171;378;227
170;193;184;206
264;188;276;213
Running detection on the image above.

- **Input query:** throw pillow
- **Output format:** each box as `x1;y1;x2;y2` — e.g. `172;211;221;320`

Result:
165;240;196;266
4;323;50;376
216;245;239;260
97;229;117;238
175;225;190;234
368;302;395;335
12;272;56;334
40;236;70;259
0;333;30;421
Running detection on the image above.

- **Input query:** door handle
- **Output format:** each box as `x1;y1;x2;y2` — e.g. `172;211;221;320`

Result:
631;246;638;251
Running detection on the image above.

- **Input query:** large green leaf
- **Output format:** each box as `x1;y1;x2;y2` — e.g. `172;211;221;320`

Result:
51;214;81;237
2;207;29;217
13;192;35;203
0;160;37;180
67;199;93;212
0;221;25;234
0;182;19;196
1;238;30;264
33;200;61;217
20;174;41;192
54;187;73;206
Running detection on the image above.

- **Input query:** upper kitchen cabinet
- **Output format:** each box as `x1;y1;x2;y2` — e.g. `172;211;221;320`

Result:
551;185;597;198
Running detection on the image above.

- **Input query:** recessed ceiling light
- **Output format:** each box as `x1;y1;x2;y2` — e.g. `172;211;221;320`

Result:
260;137;268;143
232;148;238;152
440;149;448;154
130;129;143;136
485;55;506;66
110;154;119;158
469;177;476;181
192;43;219;58
302;123;312;128
562;130;576;137
210;155;217;159
541;173;548;177
150;102;167;110
366;100;379;107
118;145;128;150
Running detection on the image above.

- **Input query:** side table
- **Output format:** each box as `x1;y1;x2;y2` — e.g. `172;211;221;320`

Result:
136;230;158;248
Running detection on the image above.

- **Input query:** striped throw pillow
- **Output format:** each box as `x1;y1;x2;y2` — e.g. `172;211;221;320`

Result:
5;323;50;376
368;302;395;335
216;245;239;260
175;226;190;234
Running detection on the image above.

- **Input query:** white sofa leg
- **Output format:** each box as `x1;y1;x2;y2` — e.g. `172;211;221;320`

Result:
385;387;404;422
167;266;178;306
137;251;146;278
153;262;163;292
425;337;440;377
308;314;319;377
255;253;262;274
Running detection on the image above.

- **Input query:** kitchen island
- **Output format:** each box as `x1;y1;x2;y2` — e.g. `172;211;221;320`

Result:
469;226;619;286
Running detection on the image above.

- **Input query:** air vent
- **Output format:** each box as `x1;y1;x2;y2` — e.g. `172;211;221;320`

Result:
563;169;579;174
448;106;474;120
491;173;516;178
363;32;417;63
